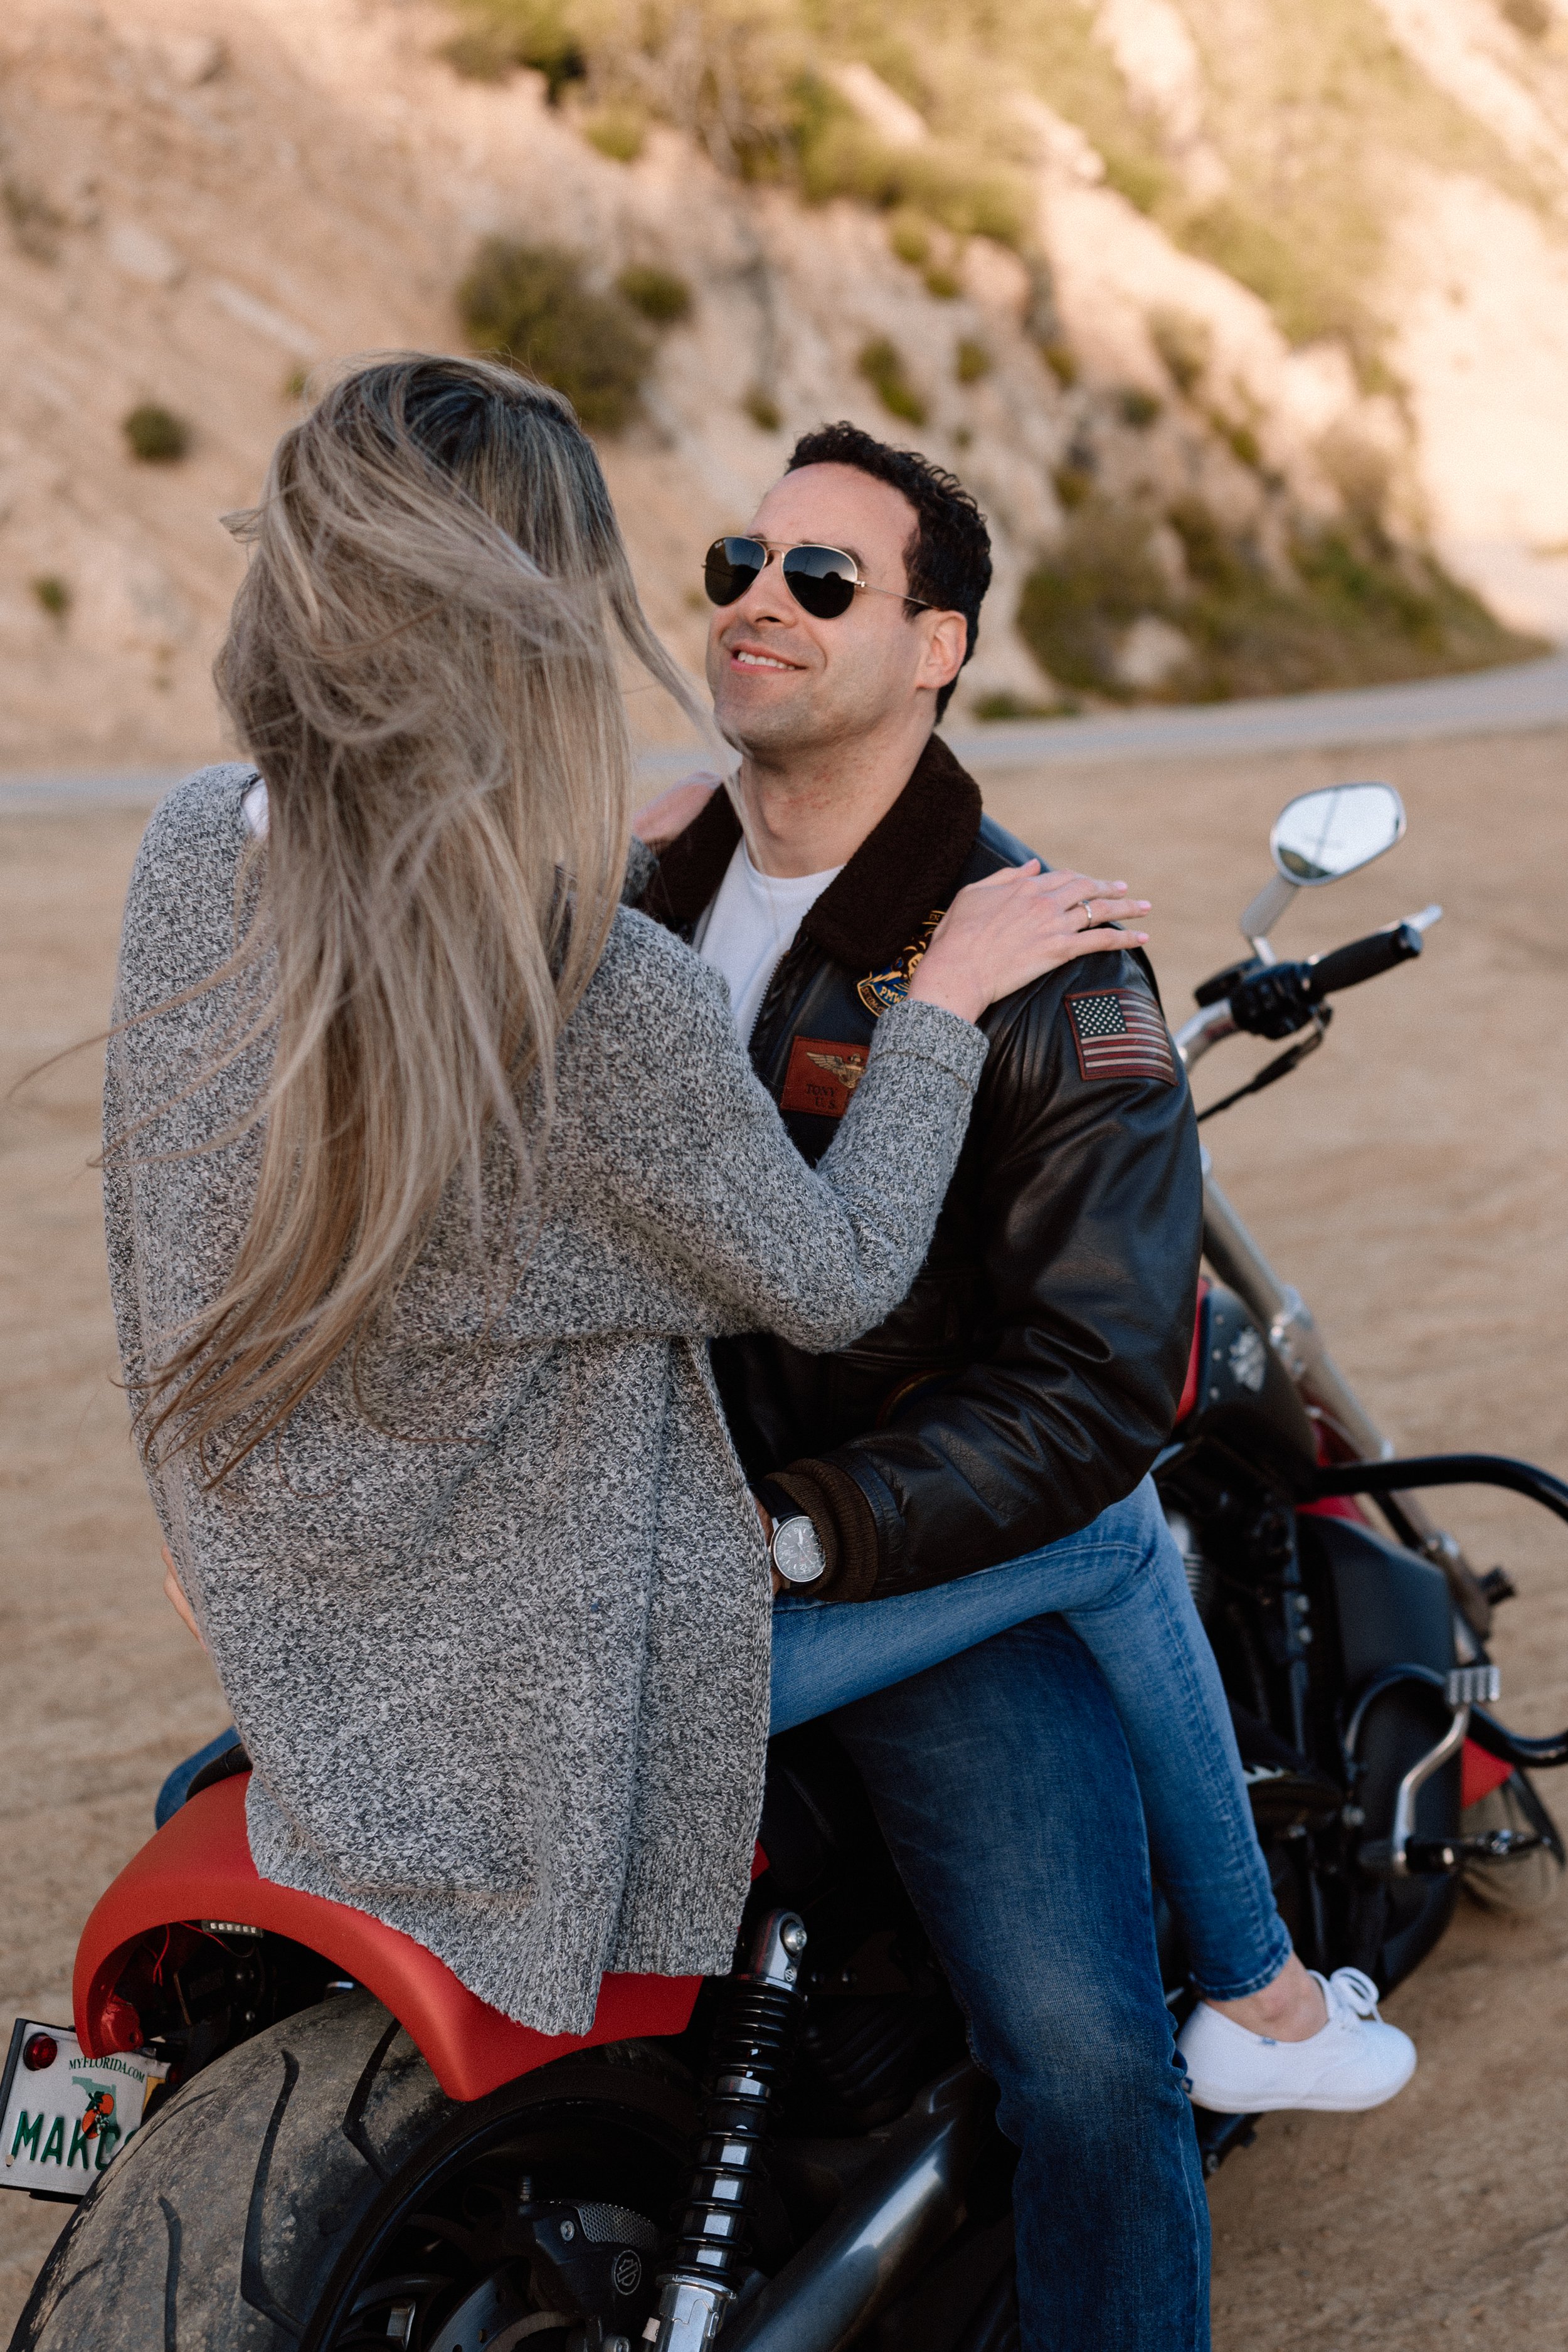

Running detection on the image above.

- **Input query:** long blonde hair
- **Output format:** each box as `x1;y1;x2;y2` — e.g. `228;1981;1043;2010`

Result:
137;353;701;1481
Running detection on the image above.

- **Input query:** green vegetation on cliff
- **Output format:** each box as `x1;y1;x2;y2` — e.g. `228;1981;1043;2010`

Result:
457;241;652;430
441;0;1548;704
440;0;1532;370
1018;501;1540;704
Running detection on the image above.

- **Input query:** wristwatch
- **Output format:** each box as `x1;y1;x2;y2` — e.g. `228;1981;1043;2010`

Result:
756;1480;827;1586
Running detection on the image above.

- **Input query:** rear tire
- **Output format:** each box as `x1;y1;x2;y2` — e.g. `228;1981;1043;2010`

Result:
8;1993;694;2351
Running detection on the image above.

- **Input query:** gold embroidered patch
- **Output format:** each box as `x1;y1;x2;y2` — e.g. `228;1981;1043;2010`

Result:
780;1036;870;1119
857;909;945;1017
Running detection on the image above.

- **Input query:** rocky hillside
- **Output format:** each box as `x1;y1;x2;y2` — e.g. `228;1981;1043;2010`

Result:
0;0;1563;770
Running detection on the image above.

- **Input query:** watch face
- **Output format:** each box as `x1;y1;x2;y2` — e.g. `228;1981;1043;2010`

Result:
773;1515;826;1584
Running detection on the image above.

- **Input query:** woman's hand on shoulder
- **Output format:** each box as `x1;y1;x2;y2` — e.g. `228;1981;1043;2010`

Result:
909;863;1151;1025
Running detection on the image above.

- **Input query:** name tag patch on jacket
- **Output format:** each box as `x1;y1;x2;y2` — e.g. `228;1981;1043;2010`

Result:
780;1036;869;1119
1066;990;1177;1086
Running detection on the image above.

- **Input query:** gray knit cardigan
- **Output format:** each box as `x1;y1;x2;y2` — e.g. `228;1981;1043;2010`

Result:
103;766;988;2033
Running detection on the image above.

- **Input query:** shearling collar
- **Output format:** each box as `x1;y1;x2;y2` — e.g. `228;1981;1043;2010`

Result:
640;734;985;975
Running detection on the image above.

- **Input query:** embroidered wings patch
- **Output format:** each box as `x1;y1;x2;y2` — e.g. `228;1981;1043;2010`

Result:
780;1036;870;1119
1065;989;1178;1086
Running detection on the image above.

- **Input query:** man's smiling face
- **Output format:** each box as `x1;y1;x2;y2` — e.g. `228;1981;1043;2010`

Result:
706;462;953;760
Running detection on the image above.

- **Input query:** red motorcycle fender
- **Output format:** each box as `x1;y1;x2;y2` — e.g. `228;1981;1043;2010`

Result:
73;1772;702;2102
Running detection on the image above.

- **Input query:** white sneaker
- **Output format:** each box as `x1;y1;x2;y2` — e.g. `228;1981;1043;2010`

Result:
1175;1967;1417;2115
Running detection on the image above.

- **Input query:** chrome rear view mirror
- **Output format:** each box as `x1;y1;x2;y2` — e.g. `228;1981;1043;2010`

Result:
1272;783;1406;884
1241;781;1406;948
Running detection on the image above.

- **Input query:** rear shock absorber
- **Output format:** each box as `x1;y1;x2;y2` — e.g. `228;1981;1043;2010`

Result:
641;1909;807;2352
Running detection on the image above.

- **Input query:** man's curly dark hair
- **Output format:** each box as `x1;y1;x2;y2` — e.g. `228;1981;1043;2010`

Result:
786;421;992;722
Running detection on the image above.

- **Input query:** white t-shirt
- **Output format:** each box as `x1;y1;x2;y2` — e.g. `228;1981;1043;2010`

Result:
692;839;844;1041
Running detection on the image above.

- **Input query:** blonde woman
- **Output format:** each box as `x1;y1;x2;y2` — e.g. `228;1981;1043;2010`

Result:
109;356;1140;2033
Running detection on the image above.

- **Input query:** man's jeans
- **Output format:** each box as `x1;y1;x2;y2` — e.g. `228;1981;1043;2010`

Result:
831;1618;1212;2352
771;1476;1288;2000
768;1477;1295;2349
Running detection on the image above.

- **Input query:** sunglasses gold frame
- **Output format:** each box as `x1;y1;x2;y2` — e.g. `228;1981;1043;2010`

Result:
704;536;932;614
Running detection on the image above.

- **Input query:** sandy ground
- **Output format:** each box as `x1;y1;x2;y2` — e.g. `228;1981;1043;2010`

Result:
0;726;1565;2341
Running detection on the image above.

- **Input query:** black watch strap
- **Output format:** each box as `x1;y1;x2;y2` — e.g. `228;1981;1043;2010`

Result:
754;1478;799;1530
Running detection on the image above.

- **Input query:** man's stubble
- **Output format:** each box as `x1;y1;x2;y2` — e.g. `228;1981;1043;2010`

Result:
709;647;912;780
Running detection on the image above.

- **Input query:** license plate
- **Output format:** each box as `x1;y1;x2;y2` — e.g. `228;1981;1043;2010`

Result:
0;2019;167;2199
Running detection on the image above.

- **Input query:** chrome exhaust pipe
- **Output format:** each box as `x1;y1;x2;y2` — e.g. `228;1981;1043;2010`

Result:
718;2063;995;2352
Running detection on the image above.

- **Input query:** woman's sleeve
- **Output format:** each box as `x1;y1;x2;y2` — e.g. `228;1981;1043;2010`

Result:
566;923;989;1350
100;772;255;1556
621;838;656;904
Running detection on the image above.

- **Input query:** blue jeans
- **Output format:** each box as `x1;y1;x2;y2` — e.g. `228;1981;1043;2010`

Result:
771;1476;1288;2000
161;1479;1285;1994
155;1725;245;1826
830;1617;1211;2351
157;1480;1278;2345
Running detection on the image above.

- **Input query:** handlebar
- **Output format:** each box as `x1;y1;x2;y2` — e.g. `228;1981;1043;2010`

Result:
1176;904;1443;1074
1301;921;1424;1002
1221;913;1436;1042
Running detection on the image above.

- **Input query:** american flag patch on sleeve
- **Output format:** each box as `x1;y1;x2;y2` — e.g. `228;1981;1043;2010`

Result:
1065;989;1178;1086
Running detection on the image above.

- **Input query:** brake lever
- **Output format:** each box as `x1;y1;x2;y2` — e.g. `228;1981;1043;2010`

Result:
1195;1012;1330;1126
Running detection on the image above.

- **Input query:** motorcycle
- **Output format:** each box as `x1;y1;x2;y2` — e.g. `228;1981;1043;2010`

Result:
7;781;1568;2352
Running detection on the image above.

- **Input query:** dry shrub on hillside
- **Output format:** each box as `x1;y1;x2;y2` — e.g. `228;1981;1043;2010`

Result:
1018;509;1172;697
443;0;801;162
1149;309;1210;399
743;386;783;432
887;210;931;267
440;0;1539;390
1117;388;1162;430
792;87;1027;245
3;178;65;263
458;241;651;432
583;105;647;160
122;405;190;464
440;0;1029;243
441;0;586;98
1180;199;1376;363
615;263;692;323
434;0;1540;711
857;337;926;426
1016;499;1542;706
1051;455;1094;512
1039;339;1078;388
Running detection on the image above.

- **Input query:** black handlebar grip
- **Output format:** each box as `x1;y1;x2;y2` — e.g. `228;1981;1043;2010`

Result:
1303;921;1422;1001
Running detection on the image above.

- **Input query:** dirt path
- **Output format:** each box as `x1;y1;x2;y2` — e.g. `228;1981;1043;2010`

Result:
1;726;1565;2341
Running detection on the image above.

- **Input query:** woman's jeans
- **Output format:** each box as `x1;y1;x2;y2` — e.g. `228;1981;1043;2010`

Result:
771;1474;1288;2001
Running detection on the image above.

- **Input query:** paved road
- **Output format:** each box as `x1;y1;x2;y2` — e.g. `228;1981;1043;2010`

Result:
945;649;1568;771
639;650;1568;780
0;768;189;812
8;652;1568;808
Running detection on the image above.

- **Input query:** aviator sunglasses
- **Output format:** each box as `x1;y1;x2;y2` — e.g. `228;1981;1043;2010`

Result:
703;536;931;622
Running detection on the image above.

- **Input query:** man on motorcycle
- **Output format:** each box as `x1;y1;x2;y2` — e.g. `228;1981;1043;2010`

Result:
145;418;1407;2349
632;423;1335;2346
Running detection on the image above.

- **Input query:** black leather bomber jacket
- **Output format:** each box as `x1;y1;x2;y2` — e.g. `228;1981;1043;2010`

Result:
638;733;1203;1606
